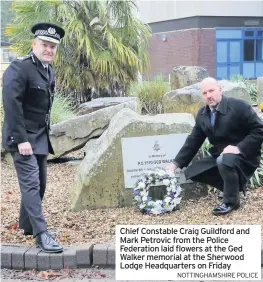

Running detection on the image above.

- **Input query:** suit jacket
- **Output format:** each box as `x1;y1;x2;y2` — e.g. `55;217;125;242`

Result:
174;95;263;180
2;52;55;155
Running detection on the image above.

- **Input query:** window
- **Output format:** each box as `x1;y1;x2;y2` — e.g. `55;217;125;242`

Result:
258;31;263;37
245;31;254;37
216;29;242;39
256;39;263;61
244;40;254;61
243;36;263;62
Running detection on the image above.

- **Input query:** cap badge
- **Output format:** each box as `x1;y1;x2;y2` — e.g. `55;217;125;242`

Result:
48;27;56;35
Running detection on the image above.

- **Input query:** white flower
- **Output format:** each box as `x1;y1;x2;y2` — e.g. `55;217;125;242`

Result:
139;203;146;209
175;186;182;196
152;204;163;213
157;169;165;177
151;208;161;215
166;186;172;192
171;185;176;192
155;200;163;206
134;196;141;202
142;196;148;202
171;178;177;184
167;171;175;177
166;205;174;211
164;196;172;203
138;182;146;189
163;179;170;186
148;176;153;182
140;190;148;197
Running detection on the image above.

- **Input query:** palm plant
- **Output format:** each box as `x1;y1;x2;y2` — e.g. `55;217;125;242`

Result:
6;0;151;104
1;1;13;42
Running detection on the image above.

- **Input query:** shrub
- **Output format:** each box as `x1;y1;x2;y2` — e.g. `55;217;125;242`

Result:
229;74;246;83
50;90;77;125
230;75;258;105
127;75;170;115
245;83;258;105
201;139;212;157
249;146;263;188
164;101;204;118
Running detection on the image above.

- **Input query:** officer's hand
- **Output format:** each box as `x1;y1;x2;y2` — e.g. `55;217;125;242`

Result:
166;162;177;172
220;145;240;155
18;142;33;156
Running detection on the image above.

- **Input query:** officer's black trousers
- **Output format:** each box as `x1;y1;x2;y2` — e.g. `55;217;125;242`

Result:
216;155;240;205
190;155;241;205
12;152;47;237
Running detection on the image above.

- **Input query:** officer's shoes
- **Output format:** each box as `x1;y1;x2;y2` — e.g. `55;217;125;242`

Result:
36;231;63;253
24;230;33;236
212;202;240;216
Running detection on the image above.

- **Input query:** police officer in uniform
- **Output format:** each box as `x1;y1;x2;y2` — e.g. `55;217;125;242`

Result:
2;22;65;253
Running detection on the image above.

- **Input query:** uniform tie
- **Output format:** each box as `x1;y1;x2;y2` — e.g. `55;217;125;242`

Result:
210;108;217;127
44;66;49;80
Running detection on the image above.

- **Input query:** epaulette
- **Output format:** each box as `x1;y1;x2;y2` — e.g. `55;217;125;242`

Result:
16;55;31;61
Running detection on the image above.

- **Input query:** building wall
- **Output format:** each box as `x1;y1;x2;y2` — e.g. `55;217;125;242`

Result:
137;1;262;80
199;29;215;78
138;1;263;23
144;28;215;80
149;16;263;34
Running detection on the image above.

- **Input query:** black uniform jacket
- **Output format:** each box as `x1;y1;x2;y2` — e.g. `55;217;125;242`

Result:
174;95;263;183
2;52;55;155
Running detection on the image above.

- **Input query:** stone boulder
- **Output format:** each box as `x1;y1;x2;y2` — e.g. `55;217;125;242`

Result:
220;80;250;103
70;108;208;212
170;66;209;90
77;97;138;115
257;77;263;102
163;80;251;116
49;98;140;158
83;139;98;155
163;84;204;117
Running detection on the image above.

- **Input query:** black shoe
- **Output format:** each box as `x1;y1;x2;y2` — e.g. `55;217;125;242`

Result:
212;202;240;216
24;231;33;236
36;231;63;253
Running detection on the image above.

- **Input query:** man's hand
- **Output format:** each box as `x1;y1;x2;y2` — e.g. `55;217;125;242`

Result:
166;162;178;172
221;145;240;155
18;142;33;155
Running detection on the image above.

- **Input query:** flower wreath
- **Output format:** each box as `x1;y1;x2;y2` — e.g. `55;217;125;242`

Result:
133;169;182;215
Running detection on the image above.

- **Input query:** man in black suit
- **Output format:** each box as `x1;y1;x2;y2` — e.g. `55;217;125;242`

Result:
2;22;65;252
167;77;263;215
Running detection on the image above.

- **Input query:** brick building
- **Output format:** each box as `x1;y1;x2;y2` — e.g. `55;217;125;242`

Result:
137;1;263;80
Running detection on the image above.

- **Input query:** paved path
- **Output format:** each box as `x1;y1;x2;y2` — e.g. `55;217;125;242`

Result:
1;268;263;282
